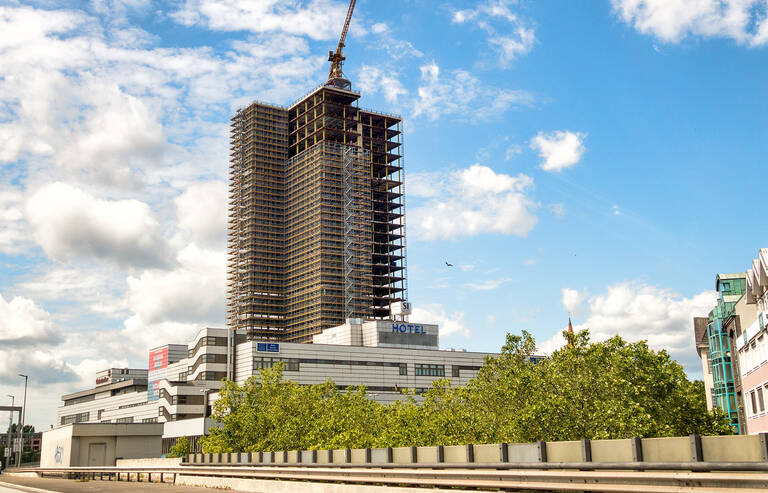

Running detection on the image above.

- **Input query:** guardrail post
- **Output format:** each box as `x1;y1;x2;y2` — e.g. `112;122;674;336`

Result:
283;450;287;463
759;433;768;461
312;449;318;463
365;448;372;463
328;448;333;463
537;441;547;462
581;439;592;462
466;444;474;463
297;449;303;463
689;434;703;462
437;445;444;463
500;443;509;463
410;446;417;463
271;451;275;463
630;437;643;462
387;447;394;463
345;448;351;463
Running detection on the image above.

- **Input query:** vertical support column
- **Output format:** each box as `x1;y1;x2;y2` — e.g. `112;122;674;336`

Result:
581;439;592;462
631;437;643;462
500;443;509;463
537;441;548;463
690;434;703;462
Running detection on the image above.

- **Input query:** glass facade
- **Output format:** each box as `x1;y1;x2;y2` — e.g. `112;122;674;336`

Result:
707;275;747;433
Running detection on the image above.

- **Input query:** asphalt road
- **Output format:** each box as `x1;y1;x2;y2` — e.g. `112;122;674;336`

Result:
0;476;222;493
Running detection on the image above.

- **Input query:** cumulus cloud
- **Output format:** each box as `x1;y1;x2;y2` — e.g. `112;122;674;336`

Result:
539;282;717;374
561;287;587;315
612;0;768;46
0;185;29;254
530;130;586;172
0;293;59;346
170;0;350;40
26;182;169;268
357;65;408;104
408;164;538;240
411;303;471;338
123;244;225;353
174;181;228;249
413;62;535;122
0;6;323;188
452;0;535;66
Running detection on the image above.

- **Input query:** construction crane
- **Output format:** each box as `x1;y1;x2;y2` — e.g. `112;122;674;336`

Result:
327;0;356;88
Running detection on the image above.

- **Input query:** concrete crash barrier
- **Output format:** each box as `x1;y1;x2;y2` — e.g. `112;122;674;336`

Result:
186;433;768;466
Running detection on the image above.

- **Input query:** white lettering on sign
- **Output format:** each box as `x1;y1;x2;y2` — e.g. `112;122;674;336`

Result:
391;323;425;335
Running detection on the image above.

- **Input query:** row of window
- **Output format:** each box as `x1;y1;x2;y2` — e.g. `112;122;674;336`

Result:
251;358;481;378
748;384;768;417
61;412;89;425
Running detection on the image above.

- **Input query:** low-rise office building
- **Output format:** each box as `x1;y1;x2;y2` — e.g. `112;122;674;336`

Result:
742;248;768;433
57;319;531;442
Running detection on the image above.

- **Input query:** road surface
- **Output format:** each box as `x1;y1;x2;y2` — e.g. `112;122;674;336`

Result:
0;475;223;493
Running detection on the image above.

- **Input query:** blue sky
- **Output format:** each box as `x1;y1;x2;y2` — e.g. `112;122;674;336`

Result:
1;0;767;427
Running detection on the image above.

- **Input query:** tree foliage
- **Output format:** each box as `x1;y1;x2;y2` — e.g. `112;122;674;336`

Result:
200;330;732;453
167;435;191;457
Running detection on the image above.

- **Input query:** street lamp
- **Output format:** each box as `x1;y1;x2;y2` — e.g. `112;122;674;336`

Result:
5;395;13;470
17;374;27;468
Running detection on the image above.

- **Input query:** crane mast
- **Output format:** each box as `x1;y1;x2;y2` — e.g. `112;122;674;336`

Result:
327;0;356;89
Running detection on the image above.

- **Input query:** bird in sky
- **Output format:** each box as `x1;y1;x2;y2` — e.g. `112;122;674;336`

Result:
445;261;453;267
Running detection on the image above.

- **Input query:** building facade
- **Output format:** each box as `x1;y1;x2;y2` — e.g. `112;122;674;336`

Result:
741;248;768;433
57;324;527;431
227;83;407;342
693;273;748;433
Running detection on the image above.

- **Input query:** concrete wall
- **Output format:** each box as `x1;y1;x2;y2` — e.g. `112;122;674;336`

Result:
187;434;768;467
41;426;74;467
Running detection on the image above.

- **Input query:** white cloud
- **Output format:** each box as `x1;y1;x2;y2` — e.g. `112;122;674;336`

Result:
170;0;350;40
26;182;169;268
452;0;535;66
409;164;538;240
411;303;471;338
612;0;768;46
123;244;225;353
357;65;408;104
0;6;323;188
539;282;717;374
0;185;29;254
371;22;388;34
0;293;59;346
466;277;514;291
174;181;228;249
413;62;535;122
561;287;587;314
530;130;586;172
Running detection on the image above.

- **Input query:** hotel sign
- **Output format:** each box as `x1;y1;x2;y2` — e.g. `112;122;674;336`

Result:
392;323;426;335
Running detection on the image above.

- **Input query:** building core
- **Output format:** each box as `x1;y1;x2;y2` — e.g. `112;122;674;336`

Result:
228;85;407;342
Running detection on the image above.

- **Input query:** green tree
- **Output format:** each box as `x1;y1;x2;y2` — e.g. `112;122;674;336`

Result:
200;330;731;453
167;436;191;457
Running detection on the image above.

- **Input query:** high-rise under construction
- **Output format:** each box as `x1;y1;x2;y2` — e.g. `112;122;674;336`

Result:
227;83;407;342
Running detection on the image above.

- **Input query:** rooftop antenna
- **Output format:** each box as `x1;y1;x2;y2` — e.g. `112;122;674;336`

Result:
327;0;356;90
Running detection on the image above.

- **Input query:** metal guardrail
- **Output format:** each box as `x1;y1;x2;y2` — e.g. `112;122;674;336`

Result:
11;463;768;492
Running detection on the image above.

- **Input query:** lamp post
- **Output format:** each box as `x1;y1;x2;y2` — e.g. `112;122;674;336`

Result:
5;395;13;470
17;374;27;468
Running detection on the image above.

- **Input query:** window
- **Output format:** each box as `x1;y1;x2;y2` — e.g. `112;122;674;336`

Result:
758;387;766;413
61;412;90;425
751;390;758;415
115;417;134;424
721;282;730;291
760;312;765;331
414;364;444;377
97;409;104;420
142;418;158;423
399;363;407;376
452;366;460;378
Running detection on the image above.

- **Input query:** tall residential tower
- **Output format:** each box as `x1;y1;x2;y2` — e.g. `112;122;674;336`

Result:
227;83;407;342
